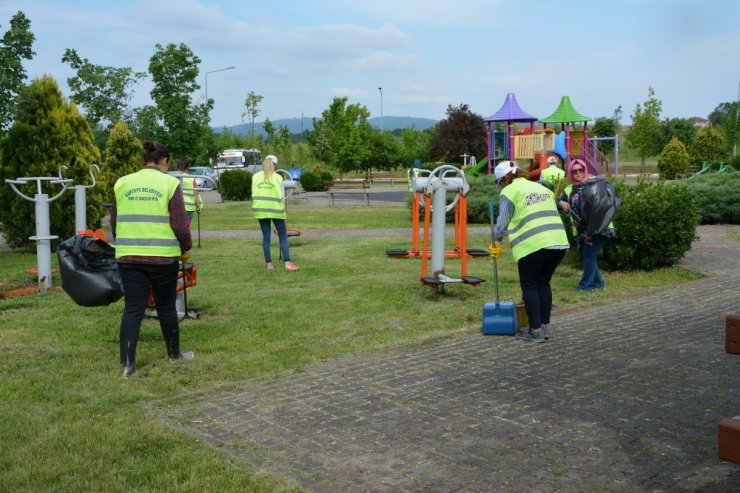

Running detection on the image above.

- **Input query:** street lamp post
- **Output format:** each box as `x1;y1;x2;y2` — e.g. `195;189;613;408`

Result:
378;87;383;134
735;81;739;158
205;66;236;120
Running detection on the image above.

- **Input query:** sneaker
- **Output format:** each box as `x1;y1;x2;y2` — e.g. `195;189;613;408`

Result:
266;262;275;271
516;329;546;343
121;365;136;378
169;351;195;362
542;325;552;340
284;261;299;271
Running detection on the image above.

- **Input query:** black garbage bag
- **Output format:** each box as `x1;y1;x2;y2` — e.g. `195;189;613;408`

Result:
580;177;622;235
57;234;123;306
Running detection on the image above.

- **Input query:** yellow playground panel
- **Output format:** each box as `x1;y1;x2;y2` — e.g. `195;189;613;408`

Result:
512;131;555;160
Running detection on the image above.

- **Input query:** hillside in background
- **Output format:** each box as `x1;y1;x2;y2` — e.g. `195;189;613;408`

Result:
213;116;437;137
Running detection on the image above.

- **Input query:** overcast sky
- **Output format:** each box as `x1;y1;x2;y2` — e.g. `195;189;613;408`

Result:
2;0;738;127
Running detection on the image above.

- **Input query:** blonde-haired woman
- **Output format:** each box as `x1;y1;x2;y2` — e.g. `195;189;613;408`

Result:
251;155;299;271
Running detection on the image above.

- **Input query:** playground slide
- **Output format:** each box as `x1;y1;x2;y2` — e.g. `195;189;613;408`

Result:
465;158;489;176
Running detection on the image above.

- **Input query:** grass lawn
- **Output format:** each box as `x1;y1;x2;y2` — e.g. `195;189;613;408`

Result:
0;205;699;492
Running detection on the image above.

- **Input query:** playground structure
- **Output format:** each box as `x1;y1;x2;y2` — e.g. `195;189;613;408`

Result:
685;160;734;179
476;92;618;180
388;165;487;292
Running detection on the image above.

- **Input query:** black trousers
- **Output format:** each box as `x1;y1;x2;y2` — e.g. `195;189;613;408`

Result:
118;262;181;365
517;248;566;330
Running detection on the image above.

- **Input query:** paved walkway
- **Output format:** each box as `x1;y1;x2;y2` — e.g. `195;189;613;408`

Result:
151;226;740;491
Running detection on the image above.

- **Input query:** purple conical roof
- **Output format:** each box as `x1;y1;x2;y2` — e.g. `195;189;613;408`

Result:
484;92;537;123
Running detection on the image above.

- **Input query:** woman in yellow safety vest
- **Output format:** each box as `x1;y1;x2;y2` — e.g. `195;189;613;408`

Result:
177;158;203;224
492;161;569;342
111;141;194;378
251;155;299;271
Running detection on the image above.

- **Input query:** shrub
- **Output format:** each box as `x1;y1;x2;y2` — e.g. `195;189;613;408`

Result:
219;170;252;201
299;171;324;191
657;137;689;179
602;180;700;270
320;171;334;183
690;126;726;166
464;174;498;224
683;172;740;224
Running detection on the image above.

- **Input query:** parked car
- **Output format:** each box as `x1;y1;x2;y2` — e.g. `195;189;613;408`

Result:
188;166;218;188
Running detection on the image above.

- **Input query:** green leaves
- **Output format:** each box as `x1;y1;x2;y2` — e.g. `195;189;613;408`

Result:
657;137;690;179
0;11;35;132
603;181;700;270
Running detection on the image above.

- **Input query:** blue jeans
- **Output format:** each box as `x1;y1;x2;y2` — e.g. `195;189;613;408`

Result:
258;218;291;263
577;234;607;291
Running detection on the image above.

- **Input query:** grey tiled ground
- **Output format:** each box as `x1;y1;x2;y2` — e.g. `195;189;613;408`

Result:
150;225;740;492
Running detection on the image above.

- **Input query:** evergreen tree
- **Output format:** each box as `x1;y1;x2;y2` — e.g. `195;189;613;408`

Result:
99;120;141;202
0;76;103;247
690;126;726;167
657;136;690;179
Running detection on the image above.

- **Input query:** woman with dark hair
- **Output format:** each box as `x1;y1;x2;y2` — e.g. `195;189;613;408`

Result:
110;141;194;378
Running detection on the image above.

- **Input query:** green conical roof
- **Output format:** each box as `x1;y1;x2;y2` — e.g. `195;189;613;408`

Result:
540;96;590;123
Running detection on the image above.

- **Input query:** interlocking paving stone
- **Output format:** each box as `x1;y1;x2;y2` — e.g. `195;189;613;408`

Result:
149;225;740;492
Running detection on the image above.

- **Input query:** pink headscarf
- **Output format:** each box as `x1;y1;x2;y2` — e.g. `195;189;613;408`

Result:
566;159;592;186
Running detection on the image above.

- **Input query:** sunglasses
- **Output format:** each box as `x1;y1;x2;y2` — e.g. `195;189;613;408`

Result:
572;168;585;173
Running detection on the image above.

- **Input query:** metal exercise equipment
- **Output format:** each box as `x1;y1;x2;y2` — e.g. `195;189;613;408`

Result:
411;165;486;291
5;175;72;291
386;168;488;261
58;164;100;233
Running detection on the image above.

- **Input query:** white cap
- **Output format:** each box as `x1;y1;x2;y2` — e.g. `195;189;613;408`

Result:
494;160;520;182
547;156;558;164
265;154;278;164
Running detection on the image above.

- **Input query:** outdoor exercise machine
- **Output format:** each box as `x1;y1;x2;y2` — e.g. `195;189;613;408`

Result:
5;174;72;291
58;164;100;233
386;167;488;261
404;165;486;291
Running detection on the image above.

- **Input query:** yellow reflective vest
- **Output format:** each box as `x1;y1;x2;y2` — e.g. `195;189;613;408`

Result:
540;166;565;188
500;178;568;262
251;171;285;219
181;176;197;212
113;168;182;259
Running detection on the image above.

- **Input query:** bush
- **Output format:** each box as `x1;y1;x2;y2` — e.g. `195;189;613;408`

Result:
299;171;324;192
320;171;334;183
464;174;498;224
683;171;740;224
602;180;700;270
219;170;252;201
690;126;726;166
657;137;689;179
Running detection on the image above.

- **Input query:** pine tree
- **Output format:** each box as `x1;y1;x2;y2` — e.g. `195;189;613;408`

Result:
99;120;141;202
0;75;102;247
657;137;690;179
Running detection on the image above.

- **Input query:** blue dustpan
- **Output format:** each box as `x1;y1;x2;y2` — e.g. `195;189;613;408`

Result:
482;199;519;336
